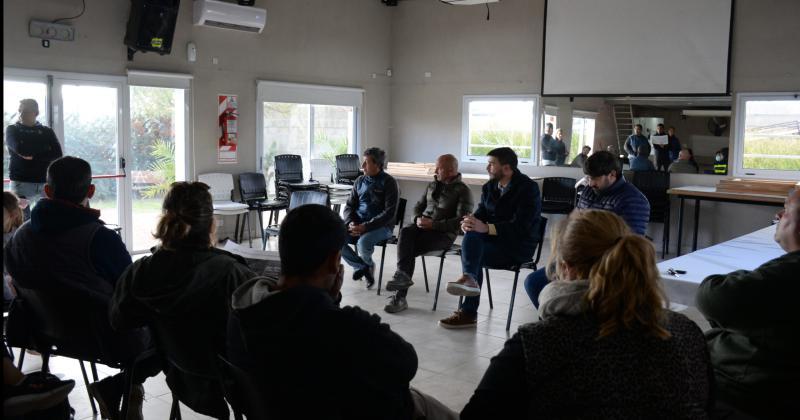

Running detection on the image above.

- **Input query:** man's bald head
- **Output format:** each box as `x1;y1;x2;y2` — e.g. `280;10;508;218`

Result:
435;154;459;182
775;189;800;253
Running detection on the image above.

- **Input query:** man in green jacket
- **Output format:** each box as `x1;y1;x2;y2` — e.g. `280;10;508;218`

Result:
384;154;473;313
696;189;800;419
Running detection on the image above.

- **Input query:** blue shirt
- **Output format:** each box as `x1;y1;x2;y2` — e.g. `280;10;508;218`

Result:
577;177;650;235
630;155;656;172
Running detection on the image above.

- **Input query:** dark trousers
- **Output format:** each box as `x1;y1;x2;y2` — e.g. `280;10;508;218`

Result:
395;225;454;298
523;268;549;308
459;232;521;315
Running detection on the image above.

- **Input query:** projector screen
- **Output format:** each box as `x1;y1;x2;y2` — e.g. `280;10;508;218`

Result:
542;0;733;96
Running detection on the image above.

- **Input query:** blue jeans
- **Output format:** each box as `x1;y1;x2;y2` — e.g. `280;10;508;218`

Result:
341;227;393;271
523;268;549;308
10;181;45;221
459;231;518;316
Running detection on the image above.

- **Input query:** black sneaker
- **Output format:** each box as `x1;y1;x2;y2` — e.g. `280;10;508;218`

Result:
352;267;367;281
88;375;123;420
386;271;414;292
364;266;375;289
384;294;408;313
3;372;75;417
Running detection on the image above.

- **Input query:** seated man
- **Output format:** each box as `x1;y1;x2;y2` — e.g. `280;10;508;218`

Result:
524;151;650;308
441;147;542;329
668;148;700;174
227;204;457;419
570;145;591;168
696;190;800;418
341;147;400;288
629;144;655;171
4;156;157;419
384;154;473;313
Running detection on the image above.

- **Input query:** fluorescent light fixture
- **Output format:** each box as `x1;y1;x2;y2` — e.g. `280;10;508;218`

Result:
681;109;732;117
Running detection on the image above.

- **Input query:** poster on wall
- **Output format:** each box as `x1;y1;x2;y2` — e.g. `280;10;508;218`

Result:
218;94;238;164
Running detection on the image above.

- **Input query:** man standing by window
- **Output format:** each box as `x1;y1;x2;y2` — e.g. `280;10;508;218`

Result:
651;123;671;171
553;128;568;166
341;148;400;289
540;123;557;166
5;99;62;219
623;124;649;160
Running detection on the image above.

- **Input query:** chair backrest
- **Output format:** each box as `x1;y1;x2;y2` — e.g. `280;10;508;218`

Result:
630;170;670;222
274;154;304;184
532;217;549;268
335;154;361;184
238;172;269;202
396;198;407;229
288;190;330;211
198;173;235;202
217;355;269;420
542;177;577;204
310;159;334;184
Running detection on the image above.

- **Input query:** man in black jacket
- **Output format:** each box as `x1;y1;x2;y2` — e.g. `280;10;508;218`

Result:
5;99;62;219
441;148;542;329
227;205;457;419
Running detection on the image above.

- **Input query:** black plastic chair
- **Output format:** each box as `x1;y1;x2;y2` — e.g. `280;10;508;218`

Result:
263;190;331;238
335;154;362;185
7;285;148;419
375;198;407;296
429;217;548;331
540;177;576;215
217;355;269;420
630;170;671;258
238;172;289;249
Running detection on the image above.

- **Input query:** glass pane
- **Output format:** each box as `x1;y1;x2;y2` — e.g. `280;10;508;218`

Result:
312;104;354;181
3;80;48;188
742;100;800;171
468;100;533;158
130;86;184;251
263;102;310;192
61;84;119;224
569;116;596;162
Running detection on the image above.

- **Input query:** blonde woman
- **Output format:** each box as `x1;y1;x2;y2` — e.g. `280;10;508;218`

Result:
462;209;712;419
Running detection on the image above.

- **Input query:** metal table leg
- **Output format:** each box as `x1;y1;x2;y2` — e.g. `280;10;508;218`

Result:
692;198;701;252
676;197;685;256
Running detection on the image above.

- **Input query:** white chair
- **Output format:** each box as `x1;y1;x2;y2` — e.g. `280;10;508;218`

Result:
198;173;252;246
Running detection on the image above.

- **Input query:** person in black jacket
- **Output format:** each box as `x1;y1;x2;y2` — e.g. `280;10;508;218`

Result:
227;205;457;420
441;147;542;329
5;99;62;219
341;147;400;288
461;210;712;419
110;181;257;419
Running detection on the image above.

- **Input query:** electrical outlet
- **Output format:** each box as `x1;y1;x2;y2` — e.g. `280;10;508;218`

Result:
29;20;75;42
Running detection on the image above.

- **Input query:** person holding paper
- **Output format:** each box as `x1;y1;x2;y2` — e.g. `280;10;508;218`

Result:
651;123;671;171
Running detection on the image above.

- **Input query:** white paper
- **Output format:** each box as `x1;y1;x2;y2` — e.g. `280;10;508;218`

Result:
651;135;668;145
221;240;280;261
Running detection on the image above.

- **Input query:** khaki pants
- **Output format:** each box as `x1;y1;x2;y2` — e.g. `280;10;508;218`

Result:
410;387;458;420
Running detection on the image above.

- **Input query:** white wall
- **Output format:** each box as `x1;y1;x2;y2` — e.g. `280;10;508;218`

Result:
2;0;393;177
389;0;797;250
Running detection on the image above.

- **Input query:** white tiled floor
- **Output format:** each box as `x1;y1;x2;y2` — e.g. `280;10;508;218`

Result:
13;234;711;419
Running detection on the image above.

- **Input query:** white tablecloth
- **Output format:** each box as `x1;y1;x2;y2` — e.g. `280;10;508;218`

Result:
658;225;784;306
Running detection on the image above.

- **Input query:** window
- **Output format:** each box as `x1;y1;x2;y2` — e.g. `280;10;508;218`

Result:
570;111;597;163
462;95;540;164
258;81;361;191
733;93;800;179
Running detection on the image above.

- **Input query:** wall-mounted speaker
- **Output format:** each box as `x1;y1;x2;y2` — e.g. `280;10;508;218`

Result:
124;0;181;60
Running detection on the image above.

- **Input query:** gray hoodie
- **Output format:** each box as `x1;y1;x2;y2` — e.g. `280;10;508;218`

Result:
537;279;589;320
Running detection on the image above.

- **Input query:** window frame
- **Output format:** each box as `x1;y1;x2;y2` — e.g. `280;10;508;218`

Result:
570;109;598;162
256;80;363;173
732;92;800;180
461;94;541;165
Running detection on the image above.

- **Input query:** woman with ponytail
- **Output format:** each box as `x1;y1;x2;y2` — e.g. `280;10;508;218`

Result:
110;182;259;419
462;209;713;419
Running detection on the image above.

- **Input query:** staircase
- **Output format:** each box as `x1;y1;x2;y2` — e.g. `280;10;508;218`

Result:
612;104;634;154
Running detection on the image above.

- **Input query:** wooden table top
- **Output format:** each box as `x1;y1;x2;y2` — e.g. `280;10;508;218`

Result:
667;185;787;204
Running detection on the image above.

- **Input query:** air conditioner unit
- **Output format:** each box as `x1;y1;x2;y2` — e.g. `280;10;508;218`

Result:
193;0;266;33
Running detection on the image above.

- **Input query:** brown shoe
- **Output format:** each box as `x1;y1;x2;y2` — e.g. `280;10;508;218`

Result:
446;275;481;297
439;310;477;329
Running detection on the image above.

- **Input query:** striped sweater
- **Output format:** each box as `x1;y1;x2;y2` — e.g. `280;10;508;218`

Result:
577;177;650;235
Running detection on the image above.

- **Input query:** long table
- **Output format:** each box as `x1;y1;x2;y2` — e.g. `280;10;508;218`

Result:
667;186;786;256
658;225;784;306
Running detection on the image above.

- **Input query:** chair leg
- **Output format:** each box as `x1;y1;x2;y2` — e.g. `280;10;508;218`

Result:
421;257;430;293
170;396;182;420
484;268;494;310
16;348;25;369
432;256;446;311
41;352;50;373
90;361;99;382
119;361;136;420
234;215;240;243
238;213;246;243
79;360;98;416
506;270;520;331
257;209;266;250
245;213;253;247
377;245;387;296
